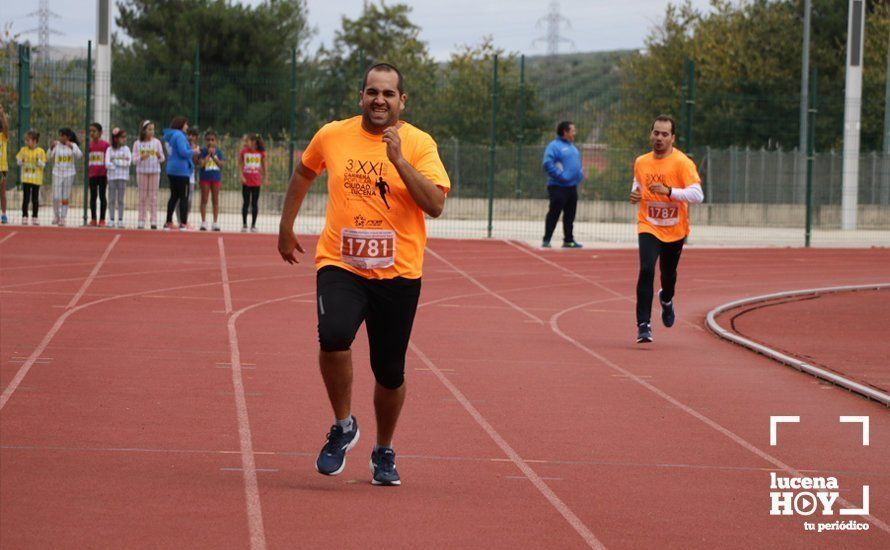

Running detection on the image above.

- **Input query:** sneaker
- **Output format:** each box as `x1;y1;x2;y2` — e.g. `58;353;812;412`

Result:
89;219;97;227
138;221;145;230
212;223;220;232
200;222;208;231
117;220;125;228
562;241;583;248
659;289;675;328
31;218;39;226
542;240;551;248
164;222;175;231
636;322;653;344
250;226;259;233
52;217;59;226
59;218;66;227
1;214;7;224
98;220;106;227
150;224;158;230
315;417;360;476
241;225;248;233
179;224;190;231
370;447;401;486
22;218;29;225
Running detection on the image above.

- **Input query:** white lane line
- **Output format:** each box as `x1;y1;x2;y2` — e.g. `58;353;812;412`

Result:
0;270;299;413
0;235;120;411
409;342;606;550
435;244;890;535
550;299;890;534
426;246;543;324
0;231;18;246
66;235;121;308
218;237;267;550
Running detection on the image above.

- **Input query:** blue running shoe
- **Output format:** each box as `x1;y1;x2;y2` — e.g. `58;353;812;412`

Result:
659;289;675;328
370;447;401;486
562;241;583;248
315;416;359;476
636;322;653;344
541;240;551;248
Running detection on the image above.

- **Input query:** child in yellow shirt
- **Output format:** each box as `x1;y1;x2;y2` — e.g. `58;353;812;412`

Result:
16;129;47;225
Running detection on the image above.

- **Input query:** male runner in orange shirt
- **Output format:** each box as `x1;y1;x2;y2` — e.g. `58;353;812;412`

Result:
630;115;704;343
278;63;450;485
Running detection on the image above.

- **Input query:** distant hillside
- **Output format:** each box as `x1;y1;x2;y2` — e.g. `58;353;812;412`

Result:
525;49;634;143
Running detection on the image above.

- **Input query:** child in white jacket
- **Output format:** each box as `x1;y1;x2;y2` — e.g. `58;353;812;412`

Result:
105;127;132;228
48;128;83;226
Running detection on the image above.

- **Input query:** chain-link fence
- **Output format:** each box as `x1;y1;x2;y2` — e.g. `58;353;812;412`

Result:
2;43;888;246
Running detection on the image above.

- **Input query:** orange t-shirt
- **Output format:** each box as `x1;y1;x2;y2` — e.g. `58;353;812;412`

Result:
301;116;451;280
633;149;701;243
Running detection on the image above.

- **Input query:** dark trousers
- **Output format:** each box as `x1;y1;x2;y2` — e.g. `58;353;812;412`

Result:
166;175;190;225
242;185;260;227
543;185;578;243
636;233;685;324
22;183;39;217
89;176;107;221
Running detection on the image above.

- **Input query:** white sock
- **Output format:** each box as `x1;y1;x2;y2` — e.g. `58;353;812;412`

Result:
335;416;354;433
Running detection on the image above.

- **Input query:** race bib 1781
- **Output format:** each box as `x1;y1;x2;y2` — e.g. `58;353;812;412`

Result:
340;228;396;270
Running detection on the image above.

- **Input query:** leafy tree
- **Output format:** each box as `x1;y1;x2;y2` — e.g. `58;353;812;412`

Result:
433;37;547;145
305;1;438;134
113;0;311;136
609;0;890;152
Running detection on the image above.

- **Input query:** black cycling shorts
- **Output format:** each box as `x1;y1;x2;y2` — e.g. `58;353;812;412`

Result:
316;265;422;389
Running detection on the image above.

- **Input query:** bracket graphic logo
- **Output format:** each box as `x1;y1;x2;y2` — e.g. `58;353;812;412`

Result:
769;416;871;533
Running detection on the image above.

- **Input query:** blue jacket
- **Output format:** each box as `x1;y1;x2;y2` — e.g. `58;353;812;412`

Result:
163;128;194;177
542;137;583;187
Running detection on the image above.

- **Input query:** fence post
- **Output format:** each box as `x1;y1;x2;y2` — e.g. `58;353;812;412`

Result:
17;44;31;190
289;47;297;178
515;54;525;198
192;44;200;128
83;41;92;226
487;55;498;239
775;148;783;203
805;68;817;247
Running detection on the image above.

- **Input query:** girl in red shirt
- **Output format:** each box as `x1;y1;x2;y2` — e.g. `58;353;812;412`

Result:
237;134;267;232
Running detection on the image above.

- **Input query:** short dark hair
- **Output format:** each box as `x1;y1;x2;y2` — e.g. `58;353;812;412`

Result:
556;121;574;137
652;115;676;135
169;116;188;130
186;127;199;137
26;128;40;142
362;63;404;95
204;130;217;139
89;122;102;133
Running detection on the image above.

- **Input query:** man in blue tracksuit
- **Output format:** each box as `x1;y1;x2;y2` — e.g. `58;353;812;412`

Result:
542;121;584;248
162;116;196;230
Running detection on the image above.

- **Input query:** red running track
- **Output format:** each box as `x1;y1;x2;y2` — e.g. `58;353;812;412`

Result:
721;288;889;395
1;226;889;549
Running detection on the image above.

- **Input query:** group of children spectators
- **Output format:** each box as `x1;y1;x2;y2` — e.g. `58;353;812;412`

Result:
2;113;269;232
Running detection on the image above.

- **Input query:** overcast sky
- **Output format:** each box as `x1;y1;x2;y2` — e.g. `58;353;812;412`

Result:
2;0;714;59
